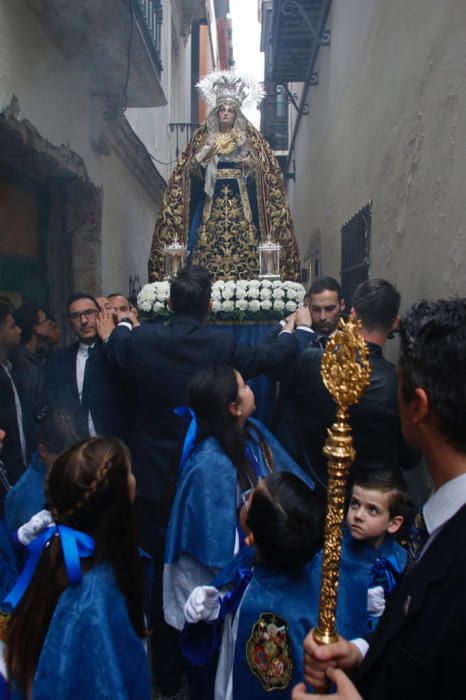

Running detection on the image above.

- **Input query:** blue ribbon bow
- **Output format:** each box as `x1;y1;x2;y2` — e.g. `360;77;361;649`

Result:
2;525;95;612
174;406;198;471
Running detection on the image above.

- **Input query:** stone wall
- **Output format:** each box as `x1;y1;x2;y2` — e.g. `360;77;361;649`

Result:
289;0;466;308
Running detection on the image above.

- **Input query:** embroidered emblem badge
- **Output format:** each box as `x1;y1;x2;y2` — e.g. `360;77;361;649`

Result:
246;612;293;691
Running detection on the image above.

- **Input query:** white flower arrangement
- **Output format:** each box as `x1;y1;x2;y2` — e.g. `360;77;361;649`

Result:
137;279;307;321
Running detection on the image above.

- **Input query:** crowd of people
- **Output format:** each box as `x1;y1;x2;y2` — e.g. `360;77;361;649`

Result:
0;265;465;699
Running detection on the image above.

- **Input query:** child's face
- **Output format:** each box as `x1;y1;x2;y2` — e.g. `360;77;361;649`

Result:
346;485;402;548
233;370;256;425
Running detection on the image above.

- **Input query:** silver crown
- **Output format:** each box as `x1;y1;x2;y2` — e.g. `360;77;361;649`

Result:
197;70;265;111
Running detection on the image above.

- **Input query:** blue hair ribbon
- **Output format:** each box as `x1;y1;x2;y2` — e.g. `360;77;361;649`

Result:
2;525;95;612
174;406;198;471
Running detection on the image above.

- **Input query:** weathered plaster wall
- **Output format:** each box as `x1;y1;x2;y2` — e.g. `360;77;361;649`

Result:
290;0;466;308
0;1;164;296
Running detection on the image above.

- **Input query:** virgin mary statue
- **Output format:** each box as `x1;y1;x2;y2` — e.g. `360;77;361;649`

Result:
148;70;300;281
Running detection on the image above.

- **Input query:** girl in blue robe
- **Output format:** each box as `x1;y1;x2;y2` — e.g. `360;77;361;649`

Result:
164;365;314;632
2;437;150;700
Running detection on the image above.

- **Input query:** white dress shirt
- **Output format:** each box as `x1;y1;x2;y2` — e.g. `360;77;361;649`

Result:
76;342;97;437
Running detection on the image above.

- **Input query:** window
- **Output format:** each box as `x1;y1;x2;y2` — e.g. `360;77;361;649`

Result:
341;204;371;308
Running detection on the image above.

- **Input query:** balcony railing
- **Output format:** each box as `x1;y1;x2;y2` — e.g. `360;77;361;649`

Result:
134;0;163;76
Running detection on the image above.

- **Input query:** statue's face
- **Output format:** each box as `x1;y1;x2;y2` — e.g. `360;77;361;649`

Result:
218;104;236;128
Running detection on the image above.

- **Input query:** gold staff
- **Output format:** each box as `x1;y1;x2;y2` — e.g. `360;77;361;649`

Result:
313;317;371;645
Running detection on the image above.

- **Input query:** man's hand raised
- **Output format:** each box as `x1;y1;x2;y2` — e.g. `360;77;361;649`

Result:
96;309;116;342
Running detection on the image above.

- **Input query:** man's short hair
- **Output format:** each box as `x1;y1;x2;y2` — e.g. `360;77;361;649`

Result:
309;276;343;301
352;468;408;518
247;472;325;573
170;266;212;320
14;302;43;344
352;279;401;332
399;298;466;453
0;302;12;326
66;293;99;313
38;409;85;454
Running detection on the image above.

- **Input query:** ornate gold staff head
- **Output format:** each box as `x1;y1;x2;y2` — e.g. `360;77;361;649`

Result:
313;316;371;646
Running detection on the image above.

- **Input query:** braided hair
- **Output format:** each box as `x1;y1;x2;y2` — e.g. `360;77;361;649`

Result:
7;437;145;691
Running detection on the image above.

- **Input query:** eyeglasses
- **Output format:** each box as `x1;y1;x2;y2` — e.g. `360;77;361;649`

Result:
69;309;97;321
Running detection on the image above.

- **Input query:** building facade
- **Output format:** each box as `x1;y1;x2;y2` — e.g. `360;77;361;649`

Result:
0;0;232;335
263;0;466;308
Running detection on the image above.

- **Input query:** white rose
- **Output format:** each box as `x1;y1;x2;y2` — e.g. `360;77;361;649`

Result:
248;299;261;312
285;301;297;312
260;288;272;299
272;288;285;299
260;279;272;288
248;287;260;299
223;287;234;300
236;287;247;299
211;300;222;313
272;280;282;288
248;279;260;287
286;288;297;300
224;280;236;288
236;279;249;288
139;300;152;312
216;280;225;289
296;289;305;303
261;299;272;311
222;300;235;312
212;289;222;301
273;300;285;312
236;299;249;311
138;284;156;304
153;301;165;312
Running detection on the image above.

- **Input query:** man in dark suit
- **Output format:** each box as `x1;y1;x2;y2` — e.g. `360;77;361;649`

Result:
98;264;298;697
295;279;420;495
46;293;122;439
294;297;466;700
0;302;26;487
272;277;345;465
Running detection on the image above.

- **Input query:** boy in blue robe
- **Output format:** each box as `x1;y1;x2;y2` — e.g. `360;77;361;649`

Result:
181;471;325;699
308;469;408;641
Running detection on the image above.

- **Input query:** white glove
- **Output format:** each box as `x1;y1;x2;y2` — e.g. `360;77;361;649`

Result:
17;509;54;546
184;586;221;624
367;585;386;617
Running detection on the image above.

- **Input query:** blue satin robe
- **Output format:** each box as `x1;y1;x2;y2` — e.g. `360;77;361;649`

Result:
230;563;316;699
11;563;150;700
165;418;313;570
308;531;408;639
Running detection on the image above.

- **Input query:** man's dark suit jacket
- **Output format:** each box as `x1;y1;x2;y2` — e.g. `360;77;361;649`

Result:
294;341;420;489
0;364;25;485
355;502;466;698
46;340;123;440
105;314;298;505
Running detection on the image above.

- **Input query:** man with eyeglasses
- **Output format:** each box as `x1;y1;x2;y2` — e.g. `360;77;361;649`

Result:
46;293;123;440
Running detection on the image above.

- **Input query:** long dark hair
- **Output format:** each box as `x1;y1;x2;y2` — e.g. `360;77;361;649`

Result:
6;437;145;691
187;365;273;490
